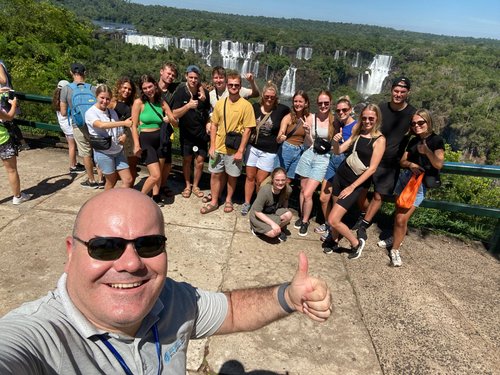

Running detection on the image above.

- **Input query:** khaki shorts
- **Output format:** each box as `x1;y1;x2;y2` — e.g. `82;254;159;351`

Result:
208;153;242;177
73;126;92;158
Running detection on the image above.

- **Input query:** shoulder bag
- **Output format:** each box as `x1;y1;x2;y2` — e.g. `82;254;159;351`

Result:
223;98;243;150
313;115;333;155
88;109;112;151
345;136;368;175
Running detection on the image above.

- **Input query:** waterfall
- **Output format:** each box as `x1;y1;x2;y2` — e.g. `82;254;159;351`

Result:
334;50;340;60
296;47;313;60
357;54;392;98
280;66;297;98
352;52;360;67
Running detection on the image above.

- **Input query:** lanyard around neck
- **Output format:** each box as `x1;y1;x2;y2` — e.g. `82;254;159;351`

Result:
99;323;161;375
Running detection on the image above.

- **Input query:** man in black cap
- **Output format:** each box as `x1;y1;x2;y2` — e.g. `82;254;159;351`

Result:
60;63;100;188
354;77;416;244
171;65;210;200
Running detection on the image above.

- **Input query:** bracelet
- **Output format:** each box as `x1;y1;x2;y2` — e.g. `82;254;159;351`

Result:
277;282;294;314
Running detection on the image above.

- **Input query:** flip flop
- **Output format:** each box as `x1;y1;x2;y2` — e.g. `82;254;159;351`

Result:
181;187;192;198
192;186;205;198
202;193;212;203
223;201;234;213
200;203;219;214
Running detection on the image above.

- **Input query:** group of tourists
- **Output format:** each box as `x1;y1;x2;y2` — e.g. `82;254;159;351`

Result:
2;59;446;267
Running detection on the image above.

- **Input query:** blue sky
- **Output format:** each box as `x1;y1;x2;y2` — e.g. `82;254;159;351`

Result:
131;0;500;39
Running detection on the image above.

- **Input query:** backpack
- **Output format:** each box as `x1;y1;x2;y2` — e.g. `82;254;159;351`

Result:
68;82;96;127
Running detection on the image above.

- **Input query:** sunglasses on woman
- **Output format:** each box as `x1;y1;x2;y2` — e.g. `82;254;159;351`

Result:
73;234;167;261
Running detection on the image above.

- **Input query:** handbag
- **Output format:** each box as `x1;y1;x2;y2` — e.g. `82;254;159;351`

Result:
346;137;368;175
1;121;22;150
312;115;333;155
396;173;424;209
223;98;243;150
89;135;112;150
148;101;174;151
424;174;441;188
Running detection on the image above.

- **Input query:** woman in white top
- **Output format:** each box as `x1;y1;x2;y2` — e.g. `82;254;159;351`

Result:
294;90;335;237
85;84;133;190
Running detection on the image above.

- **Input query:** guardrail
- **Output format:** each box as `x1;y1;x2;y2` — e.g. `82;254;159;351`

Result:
10;92;500;255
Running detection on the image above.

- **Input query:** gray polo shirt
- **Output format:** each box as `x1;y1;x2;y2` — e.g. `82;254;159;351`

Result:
0;274;228;374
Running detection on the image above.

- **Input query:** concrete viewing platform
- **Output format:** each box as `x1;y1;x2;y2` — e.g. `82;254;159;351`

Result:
0;146;498;374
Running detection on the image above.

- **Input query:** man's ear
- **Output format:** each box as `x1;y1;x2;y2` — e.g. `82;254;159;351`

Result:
64;236;74;272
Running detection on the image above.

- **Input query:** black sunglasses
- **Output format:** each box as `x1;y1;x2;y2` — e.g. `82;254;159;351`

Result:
73;235;167;261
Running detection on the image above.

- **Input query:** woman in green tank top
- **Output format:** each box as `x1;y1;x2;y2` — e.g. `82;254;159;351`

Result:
131;75;177;205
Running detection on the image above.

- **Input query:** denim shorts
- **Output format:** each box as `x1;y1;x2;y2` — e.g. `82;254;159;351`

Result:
394;169;426;207
275;141;304;179
244;145;276;172
324;153;346;182
295;147;330;182
94;150;129;175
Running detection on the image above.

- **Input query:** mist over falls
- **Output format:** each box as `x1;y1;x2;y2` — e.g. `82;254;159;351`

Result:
125;33;392;98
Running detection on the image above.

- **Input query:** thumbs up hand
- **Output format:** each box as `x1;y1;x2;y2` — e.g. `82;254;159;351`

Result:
287;252;332;322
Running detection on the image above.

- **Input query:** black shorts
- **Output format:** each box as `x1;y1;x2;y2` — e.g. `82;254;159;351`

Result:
139;130;172;165
372;165;400;196
180;137;208;158
332;174;365;210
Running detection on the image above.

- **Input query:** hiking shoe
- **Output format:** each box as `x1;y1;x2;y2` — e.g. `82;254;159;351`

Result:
377;237;394;248
241;202;251;216
351;215;364;230
348;238;366;260
314;223;329;234
357;226;368;241
80;180;98;189
298;221;309;237
97;179;105;189
390;249;402;267
12;192;32;205
294;218;303;229
278;232;287;242
322;241;340;254
69;163;85;174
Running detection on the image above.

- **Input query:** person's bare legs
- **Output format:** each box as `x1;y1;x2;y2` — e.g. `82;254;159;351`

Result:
182;154;193;190
3;156;20;197
243;166;257;205
192;154;205;191
83;155;95;182
141;162;161;196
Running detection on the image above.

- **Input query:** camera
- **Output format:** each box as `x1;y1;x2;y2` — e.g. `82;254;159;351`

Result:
8;90;15;100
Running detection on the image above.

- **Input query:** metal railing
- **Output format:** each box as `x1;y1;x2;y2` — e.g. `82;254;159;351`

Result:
11;92;500;254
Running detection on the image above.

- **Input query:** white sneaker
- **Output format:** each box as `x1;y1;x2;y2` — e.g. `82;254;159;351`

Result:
377;237;394;248
13;192;32;205
390;249;402;267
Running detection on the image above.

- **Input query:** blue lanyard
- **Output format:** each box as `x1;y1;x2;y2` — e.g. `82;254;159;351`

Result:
99;323;161;375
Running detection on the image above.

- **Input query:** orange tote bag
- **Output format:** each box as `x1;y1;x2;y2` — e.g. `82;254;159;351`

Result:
396;173;424;209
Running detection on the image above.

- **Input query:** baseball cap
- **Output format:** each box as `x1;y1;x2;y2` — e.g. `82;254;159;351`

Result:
186;65;201;74
57;80;70;89
70;63;86;75
392;76;411;89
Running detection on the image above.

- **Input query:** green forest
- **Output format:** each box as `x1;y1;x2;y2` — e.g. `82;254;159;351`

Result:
0;0;498;242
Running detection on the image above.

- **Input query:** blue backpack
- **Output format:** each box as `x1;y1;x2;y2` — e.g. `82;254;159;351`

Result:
68;82;96;127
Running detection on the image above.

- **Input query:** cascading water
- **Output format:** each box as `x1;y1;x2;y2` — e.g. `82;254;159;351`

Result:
357;54;392;98
296;47;313;60
280;66;297;98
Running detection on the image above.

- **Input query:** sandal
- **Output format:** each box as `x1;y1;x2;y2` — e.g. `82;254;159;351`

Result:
192;186;205;198
200;203;219;214
202;193;212;203
181;187;192;198
223;201;234;213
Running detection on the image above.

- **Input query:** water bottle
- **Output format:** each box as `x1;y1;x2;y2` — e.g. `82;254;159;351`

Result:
210;152;220;168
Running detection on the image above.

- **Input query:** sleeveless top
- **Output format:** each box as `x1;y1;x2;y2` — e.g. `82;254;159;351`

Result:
139;101;163;131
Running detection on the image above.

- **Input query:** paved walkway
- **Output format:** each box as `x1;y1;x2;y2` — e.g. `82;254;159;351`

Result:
0;147;498;374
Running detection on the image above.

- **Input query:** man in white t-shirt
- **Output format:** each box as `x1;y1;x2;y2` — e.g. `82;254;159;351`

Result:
208;66;260;110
